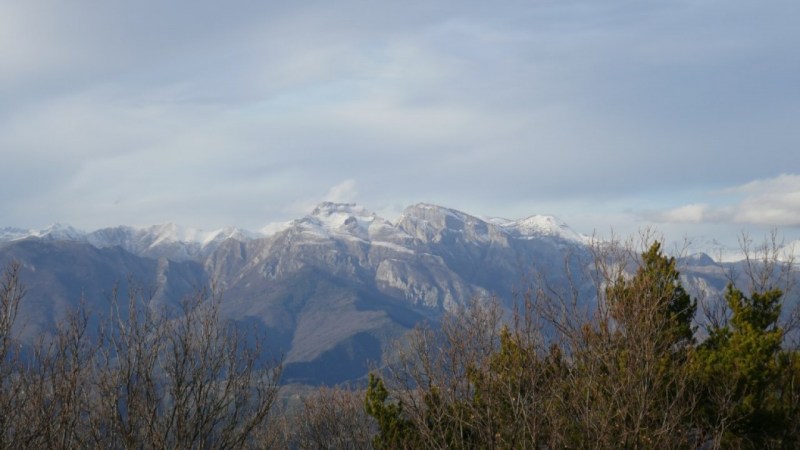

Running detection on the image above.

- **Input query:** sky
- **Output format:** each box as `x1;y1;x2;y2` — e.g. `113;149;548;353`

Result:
2;0;799;248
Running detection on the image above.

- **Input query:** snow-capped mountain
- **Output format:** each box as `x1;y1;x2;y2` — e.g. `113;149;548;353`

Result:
1;202;785;385
0;222;257;261
4;203;770;264
0;223;86;242
278;202;402;243
5;204;795;266
487;214;591;244
269;202;589;249
85;224;258;260
0;227;31;241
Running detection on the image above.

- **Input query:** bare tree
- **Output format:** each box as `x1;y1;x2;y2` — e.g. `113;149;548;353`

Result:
0;262;25;449
91;285;282;450
0;266;98;450
15;306;96;449
382;297;505;448
371;295;568;449
0;262;284;450
278;385;376;450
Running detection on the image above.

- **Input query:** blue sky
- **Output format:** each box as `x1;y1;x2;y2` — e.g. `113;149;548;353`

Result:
1;0;799;246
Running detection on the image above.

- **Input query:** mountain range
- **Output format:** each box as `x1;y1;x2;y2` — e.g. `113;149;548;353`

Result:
0;202;778;384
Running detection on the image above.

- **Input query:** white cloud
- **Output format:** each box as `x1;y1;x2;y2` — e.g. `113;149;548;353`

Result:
650;174;800;227
324;179;358;203
652;204;714;223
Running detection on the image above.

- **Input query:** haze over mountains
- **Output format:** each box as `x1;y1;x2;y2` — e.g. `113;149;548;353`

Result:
0;202;790;384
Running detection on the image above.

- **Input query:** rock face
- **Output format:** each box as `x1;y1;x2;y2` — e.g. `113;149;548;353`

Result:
0;202;742;385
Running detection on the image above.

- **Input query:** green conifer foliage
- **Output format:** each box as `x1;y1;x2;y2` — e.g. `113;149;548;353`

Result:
605;241;697;351
365;373;416;449
467;326;549;449
694;284;792;446
571;241;699;448
362;238;800;449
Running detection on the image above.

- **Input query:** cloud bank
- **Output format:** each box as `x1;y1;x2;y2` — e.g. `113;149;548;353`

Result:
649;174;800;227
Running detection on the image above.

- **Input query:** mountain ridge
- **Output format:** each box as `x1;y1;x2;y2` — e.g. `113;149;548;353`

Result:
0;202;596;259
1;202;783;385
4;203;793;263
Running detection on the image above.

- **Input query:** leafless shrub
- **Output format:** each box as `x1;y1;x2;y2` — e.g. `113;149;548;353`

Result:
0;267;282;450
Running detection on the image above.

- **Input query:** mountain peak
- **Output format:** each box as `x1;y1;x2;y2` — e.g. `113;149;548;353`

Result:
290;202;393;241
398;203;500;244
311;201;362;216
489;214;588;243
36;223;86;241
401;203;484;225
307;202;378;224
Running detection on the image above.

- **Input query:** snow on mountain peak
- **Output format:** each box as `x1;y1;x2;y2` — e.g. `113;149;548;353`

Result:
31;223;86;241
401;203;483;227
398;203;502;245
488;214;589;243
260;221;293;237
398;203;589;246
294;202;394;241
208;226;259;244
138;223;256;247
310;202;374;224
0;227;30;241
144;223;210;246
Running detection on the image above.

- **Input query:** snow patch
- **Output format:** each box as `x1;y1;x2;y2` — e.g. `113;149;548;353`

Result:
261;221;292;237
371;241;415;254
0;224;87;242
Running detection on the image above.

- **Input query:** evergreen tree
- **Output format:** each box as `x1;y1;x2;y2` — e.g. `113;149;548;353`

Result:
365;373;417;449
694;284;791;446
362;238;800;448
467;326;552;449
569;241;699;448
605;241;697;351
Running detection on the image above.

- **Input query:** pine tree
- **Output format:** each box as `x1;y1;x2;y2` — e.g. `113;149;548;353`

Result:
467;326;550;448
605;241;696;351
694;284;790;446
570;241;698;448
365;373;416;449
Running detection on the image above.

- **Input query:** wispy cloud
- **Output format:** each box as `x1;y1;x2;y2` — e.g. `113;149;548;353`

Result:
324;179;358;203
